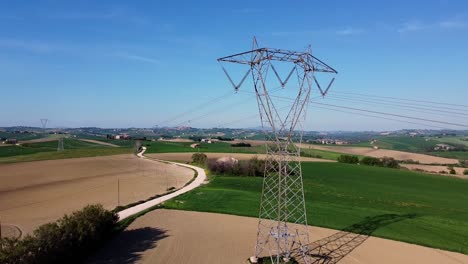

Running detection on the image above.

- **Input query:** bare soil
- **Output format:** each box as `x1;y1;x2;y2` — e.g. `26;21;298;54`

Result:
146;152;335;163
401;164;468;179
298;144;459;165
78;139;120;147
87;209;468;264
18;137;60;144
0;155;193;234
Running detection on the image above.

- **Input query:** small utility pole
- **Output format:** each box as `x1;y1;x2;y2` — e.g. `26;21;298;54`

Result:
117;178;120;206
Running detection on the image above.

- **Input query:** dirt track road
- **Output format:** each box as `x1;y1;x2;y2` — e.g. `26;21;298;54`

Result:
88;209;468;264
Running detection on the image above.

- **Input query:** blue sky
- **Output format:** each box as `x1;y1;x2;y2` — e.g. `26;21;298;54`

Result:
0;0;467;130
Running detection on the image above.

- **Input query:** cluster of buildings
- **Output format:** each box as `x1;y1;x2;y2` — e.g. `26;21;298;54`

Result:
1;138;18;144
106;134;132;140
312;139;349;145
433;144;455;151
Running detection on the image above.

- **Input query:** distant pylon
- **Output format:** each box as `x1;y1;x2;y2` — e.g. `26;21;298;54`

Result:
57;137;64;152
218;38;337;263
40;119;49;129
134;140;142;154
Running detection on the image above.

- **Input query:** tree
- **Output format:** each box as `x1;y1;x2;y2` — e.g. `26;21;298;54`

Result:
381;157;399;168
360;156;383;167
448;167;456;175
337;155;359;164
191;153;207;165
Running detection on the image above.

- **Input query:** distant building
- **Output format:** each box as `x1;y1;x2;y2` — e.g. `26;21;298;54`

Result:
201;138;213;144
6;139;17;144
314;139;348;145
109;133;131;140
190;143;200;148
434;144;455;151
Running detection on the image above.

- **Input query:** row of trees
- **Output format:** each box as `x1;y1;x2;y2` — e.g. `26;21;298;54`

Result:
207;157;265;176
337;154;400;168
192;153;265;177
0;205;118;264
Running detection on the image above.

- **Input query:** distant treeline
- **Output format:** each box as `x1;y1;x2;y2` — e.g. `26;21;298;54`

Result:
337;154;399;168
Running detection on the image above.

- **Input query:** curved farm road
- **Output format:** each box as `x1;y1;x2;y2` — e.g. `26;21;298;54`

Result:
117;147;207;220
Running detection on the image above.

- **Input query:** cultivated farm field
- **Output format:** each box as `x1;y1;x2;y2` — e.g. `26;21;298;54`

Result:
88;209;468;264
0;138;133;163
0;154;194;234
164;162;468;254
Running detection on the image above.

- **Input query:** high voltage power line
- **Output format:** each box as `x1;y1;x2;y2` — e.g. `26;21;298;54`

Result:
323;95;468;118
170;86;285;127
312;105;447;129
335;91;468;109
156;87;468;130
157;90;234;127
254;92;468;128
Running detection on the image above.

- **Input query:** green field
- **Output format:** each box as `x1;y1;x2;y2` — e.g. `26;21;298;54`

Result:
431;136;468;147
144;141;346;162
0;139;132;163
356;136;439;152
164;162;468;254
145;141;264;154
429;151;468;160
0;131;45;141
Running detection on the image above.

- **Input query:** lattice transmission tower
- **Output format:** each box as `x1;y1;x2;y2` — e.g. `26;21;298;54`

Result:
57;137;64;152
218;38;337;263
40;118;49;130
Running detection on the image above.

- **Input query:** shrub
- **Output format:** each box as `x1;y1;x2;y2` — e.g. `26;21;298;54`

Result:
208;156;265;177
360;156;383;167
191;153;207;165
439;170;447;174
217;136;234;141
381;157;399;168
0;204;118;264
359;156;399;168
464;169;468;175
337;155;359;164
231;142;251;147
448;167;456;175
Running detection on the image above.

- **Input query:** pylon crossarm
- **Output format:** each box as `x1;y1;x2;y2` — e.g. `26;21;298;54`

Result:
218;48;337;74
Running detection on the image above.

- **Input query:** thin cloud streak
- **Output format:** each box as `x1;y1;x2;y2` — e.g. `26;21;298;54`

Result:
439;19;468;29
398;18;468;33
114;53;160;64
0;38;60;53
336;28;365;35
47;7;150;25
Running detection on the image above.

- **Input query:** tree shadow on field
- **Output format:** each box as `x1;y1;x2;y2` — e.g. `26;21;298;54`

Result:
299;213;419;264
86;227;168;264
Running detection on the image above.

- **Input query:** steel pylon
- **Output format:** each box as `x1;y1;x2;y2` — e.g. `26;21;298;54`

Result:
57;137;64;152
218;38;337;263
